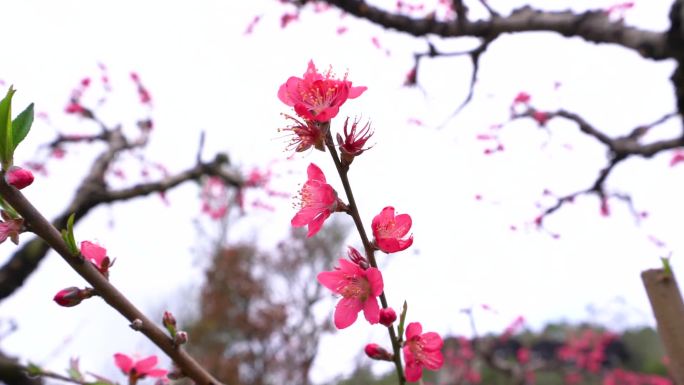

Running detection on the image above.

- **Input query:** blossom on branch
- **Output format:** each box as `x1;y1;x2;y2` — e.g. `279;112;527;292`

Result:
403;322;444;382
291;163;341;237
114;353;167;382
200;177;229;220
278;60;366;122
337;117;373;164
372;206;413;253
0;211;22;245
347;246;369;269
279;114;325;152
80;241;112;277
532;110;550;126
317;258;383;329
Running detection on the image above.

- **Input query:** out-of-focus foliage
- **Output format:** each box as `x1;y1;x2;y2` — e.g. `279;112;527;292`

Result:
183;220;349;385
330;323;669;385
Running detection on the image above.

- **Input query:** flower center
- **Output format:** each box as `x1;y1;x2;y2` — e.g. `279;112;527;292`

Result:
376;218;396;238
408;339;428;362
340;276;370;300
301;81;341;115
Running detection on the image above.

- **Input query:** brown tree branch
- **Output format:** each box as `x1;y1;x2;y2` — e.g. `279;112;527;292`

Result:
0;176;225;385
512;109;681;223
316;1;669;59
0;118;241;302
0;153;240;301
0;352;42;385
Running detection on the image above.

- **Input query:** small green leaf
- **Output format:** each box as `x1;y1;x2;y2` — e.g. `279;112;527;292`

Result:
66;213;78;254
67;367;83;381
11;102;33;150
397;300;408;343
0;196;18;218
0;87;16;168
661;255;672;277
25;362;42;376
61;229;70;247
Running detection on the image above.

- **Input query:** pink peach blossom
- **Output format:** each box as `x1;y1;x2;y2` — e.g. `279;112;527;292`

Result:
403;322;444;382
0;211;22;245
317;258;383;329
372;206;413;253
280;114;325;152
278;60;366;122
81;241;111;277
114;353;167;380
337;117;374;160
291;163;339;237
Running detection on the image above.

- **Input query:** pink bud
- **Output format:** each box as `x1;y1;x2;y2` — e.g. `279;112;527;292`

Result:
347;246;369;269
163;311;177;331
364;343;393;361
379;307;397;326
532;111;549;126
174;331;188;346
53;287;93;307
5;166;34;190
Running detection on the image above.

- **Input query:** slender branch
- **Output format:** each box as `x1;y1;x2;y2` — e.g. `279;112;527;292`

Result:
512;109;682;224
436;37;495;127
0;179;224;385
323;130;406;385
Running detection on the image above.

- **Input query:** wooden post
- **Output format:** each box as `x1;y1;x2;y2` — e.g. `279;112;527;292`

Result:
642;268;684;385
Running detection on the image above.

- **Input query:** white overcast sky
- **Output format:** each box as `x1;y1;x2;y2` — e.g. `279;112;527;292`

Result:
0;0;682;383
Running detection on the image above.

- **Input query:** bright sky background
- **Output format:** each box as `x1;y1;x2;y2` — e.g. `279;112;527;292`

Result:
0;0;682;383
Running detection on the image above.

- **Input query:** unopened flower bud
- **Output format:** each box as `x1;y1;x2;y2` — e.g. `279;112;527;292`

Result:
130;319;143;331
53;287;94;307
5;166;34;190
337;117;374;166
173;331;188;346
364;343;393;361
379;307;397;326
347;246;369;269
162;311;177;335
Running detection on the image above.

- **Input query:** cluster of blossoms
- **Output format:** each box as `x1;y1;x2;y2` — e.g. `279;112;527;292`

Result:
278;60;443;383
53;241;112;307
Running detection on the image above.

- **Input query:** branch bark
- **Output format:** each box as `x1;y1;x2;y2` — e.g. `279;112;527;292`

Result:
319;1;669;59
0;176;225;385
0;151;242;301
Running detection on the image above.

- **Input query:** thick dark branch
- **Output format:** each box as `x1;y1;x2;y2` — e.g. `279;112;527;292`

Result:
320;1;669;59
0;351;42;385
0;152;240;301
0;177;224;385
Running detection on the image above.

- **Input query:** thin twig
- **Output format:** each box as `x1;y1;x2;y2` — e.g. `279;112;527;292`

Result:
323;129;406;385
